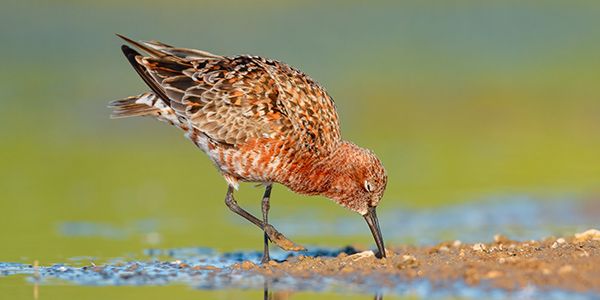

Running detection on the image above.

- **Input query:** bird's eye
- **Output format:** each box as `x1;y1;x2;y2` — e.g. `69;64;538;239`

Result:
364;180;373;192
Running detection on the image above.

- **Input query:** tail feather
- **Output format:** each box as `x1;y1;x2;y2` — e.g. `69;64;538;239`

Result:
109;93;160;119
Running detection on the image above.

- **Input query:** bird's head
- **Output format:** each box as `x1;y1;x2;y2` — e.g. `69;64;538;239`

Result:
322;141;388;257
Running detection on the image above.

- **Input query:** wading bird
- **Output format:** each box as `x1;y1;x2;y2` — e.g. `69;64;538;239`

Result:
110;35;387;262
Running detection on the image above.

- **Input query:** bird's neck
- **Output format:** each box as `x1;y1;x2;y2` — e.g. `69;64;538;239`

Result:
279;141;357;197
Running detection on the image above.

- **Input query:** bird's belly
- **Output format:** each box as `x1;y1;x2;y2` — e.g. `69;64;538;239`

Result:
185;130;283;183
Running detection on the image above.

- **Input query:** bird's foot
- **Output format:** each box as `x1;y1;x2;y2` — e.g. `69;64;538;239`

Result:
263;224;306;252
260;254;270;264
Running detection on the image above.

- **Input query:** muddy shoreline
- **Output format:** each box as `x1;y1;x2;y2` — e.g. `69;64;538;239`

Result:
235;229;600;294
2;230;599;298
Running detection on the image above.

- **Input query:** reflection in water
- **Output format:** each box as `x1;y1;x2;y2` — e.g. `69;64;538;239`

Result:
33;260;39;300
264;279;270;300
263;277;383;300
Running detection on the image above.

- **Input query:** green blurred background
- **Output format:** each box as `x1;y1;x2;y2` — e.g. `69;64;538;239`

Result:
1;0;600;299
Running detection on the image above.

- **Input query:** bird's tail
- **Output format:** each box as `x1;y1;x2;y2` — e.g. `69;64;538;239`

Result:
109;92;182;128
108;92;162;119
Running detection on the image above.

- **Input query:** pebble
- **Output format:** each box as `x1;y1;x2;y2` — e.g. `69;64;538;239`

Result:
494;234;509;243
240;261;256;270
178;263;189;269
402;255;417;263
397;254;419;270
574;229;600;242
349;250;374;261
472;243;486;252
551;238;566;249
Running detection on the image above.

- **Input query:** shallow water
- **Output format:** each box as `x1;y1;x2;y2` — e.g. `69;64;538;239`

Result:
2;198;599;300
1;248;598;300
57;197;600;246
277;196;600;245
2;248;598;300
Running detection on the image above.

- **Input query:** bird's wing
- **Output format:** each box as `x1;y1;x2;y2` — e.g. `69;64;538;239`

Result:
118;35;341;153
252;57;342;154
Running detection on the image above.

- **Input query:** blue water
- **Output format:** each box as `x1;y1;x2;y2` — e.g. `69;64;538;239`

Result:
276;196;599;245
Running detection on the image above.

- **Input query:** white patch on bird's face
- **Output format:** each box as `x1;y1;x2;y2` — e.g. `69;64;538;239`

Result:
364;180;373;192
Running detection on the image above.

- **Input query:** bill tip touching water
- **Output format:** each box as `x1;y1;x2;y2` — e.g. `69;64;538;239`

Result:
109;34;388;261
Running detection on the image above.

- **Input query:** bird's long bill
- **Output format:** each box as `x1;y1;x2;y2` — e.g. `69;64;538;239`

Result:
363;206;386;258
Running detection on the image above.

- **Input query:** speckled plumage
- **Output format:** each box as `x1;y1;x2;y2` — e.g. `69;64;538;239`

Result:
110;35;388;259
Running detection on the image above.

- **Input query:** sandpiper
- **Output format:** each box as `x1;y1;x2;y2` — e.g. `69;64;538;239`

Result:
110;35;388;262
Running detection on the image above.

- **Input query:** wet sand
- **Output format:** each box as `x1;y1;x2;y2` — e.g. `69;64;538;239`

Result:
236;229;600;293
2;229;599;298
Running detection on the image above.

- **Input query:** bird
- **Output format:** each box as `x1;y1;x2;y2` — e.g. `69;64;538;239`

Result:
109;34;388;263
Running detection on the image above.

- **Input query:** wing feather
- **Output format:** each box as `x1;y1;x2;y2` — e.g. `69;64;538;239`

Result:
118;35;341;154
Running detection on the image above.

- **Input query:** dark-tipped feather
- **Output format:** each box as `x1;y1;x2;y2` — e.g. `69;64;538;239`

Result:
120;45;171;102
116;33;165;57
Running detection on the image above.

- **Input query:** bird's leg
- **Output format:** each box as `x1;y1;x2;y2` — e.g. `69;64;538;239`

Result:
261;184;273;264
224;185;306;252
263;277;271;300
224;185;263;227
